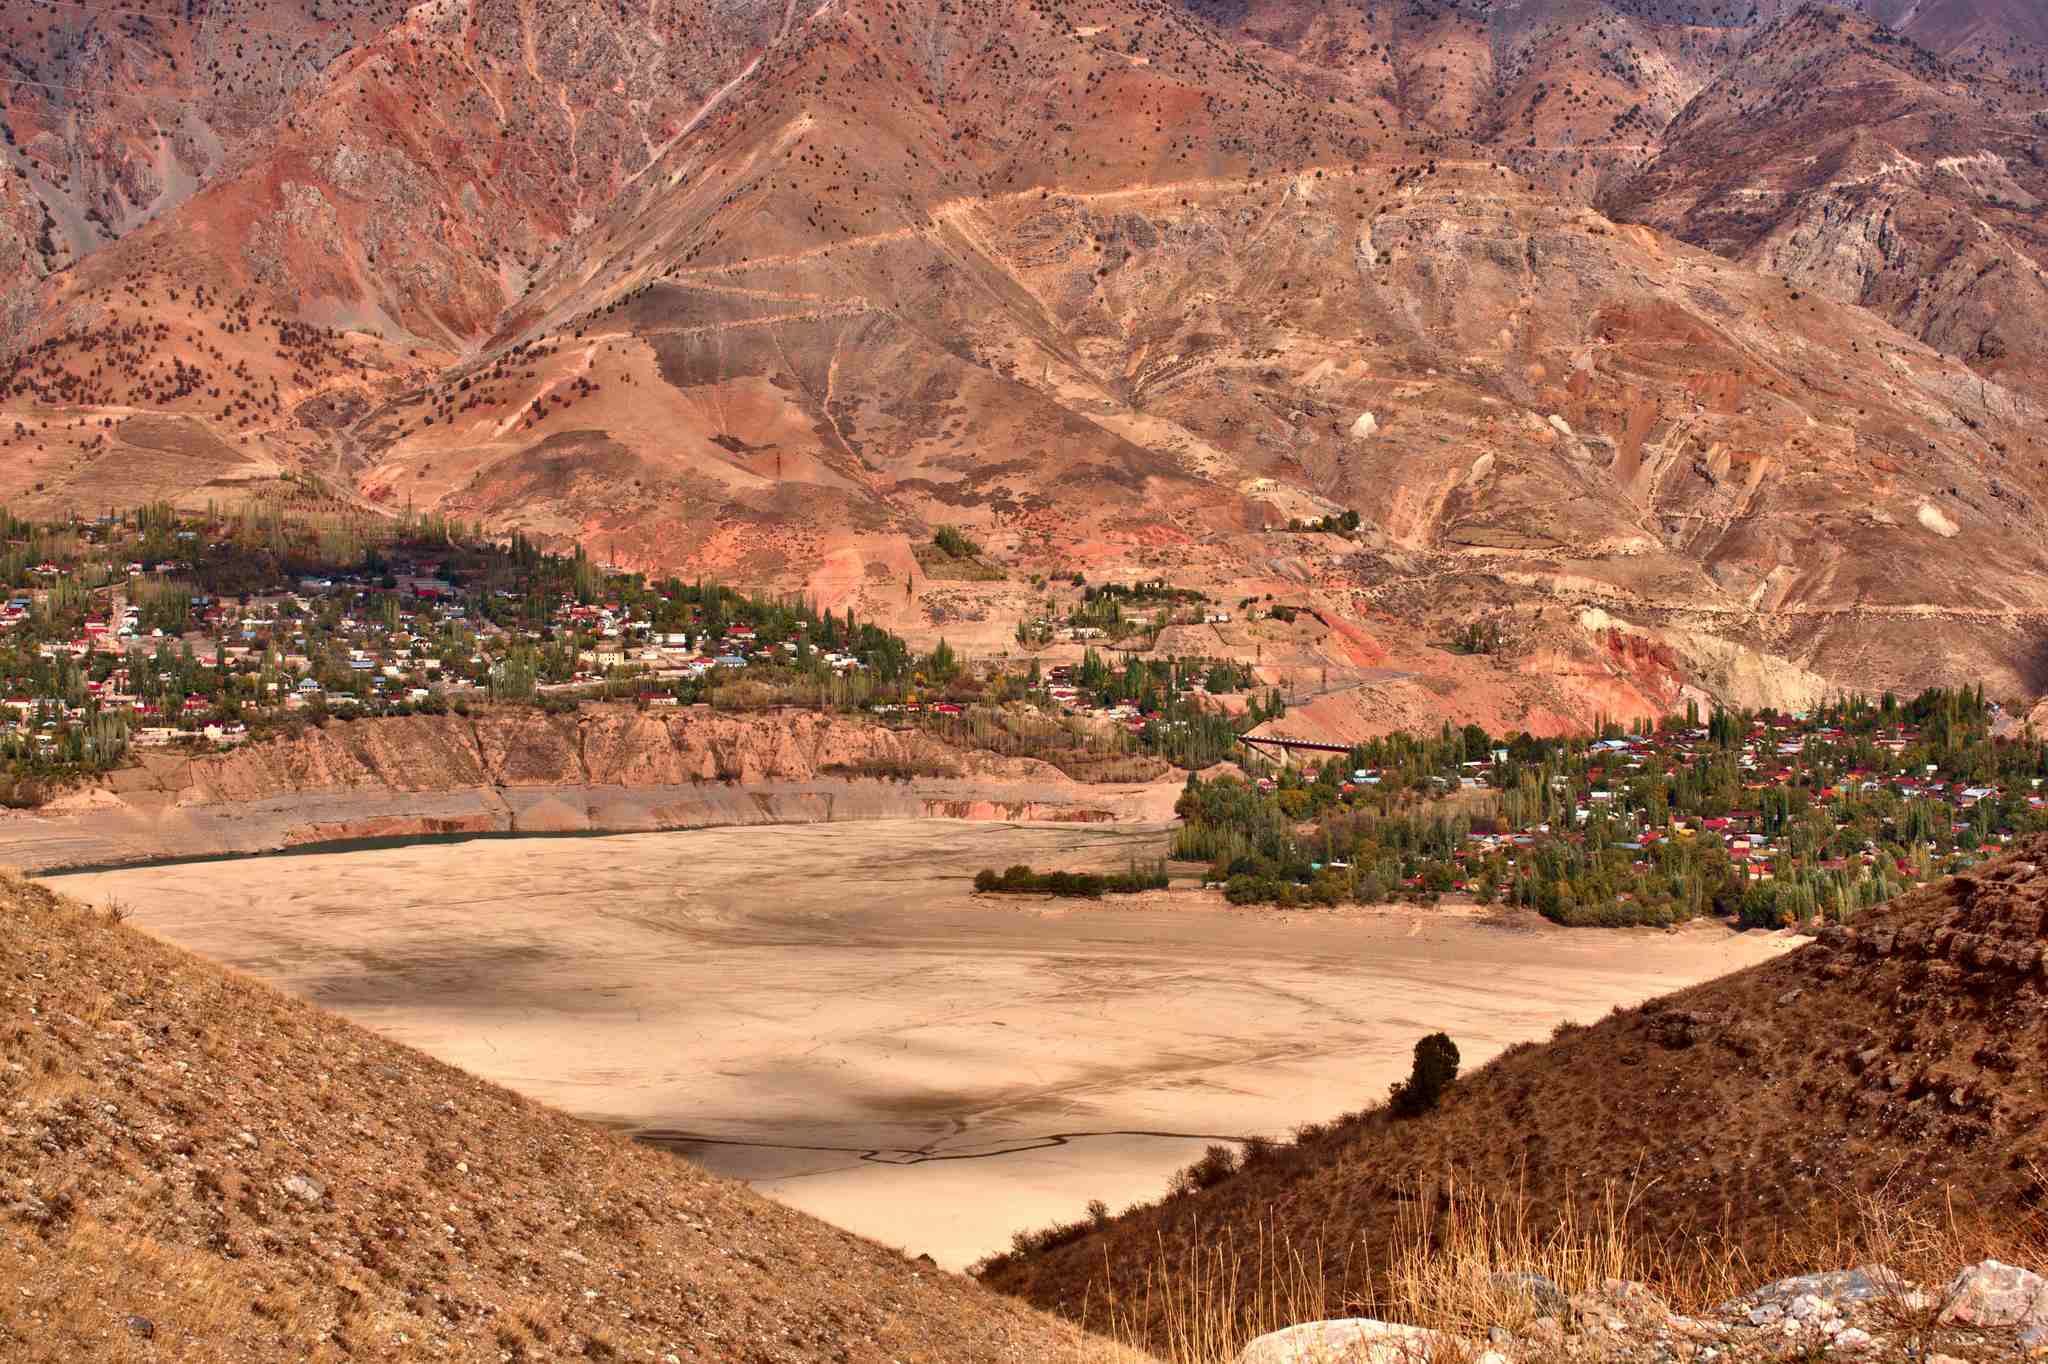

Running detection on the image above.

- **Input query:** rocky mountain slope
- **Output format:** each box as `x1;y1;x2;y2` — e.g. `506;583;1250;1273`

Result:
5;0;2048;718
981;836;2048;1348
0;868;1139;1362
1602;6;2048;391
0;0;399;326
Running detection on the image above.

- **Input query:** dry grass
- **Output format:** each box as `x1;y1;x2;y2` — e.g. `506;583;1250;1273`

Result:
0;872;1153;1363
1059;1172;2048;1364
1380;1176;1665;1335
1088;1218;1339;1364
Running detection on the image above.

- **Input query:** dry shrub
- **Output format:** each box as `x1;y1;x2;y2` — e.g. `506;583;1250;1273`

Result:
1169;1145;1242;1197
1840;1170;2048;1336
1380;1174;1682;1336
819;754;963;781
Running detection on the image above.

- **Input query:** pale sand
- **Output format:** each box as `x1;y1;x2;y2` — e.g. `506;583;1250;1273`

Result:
51;820;1797;1268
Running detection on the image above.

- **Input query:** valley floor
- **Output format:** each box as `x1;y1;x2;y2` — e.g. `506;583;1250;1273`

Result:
50;819;1794;1268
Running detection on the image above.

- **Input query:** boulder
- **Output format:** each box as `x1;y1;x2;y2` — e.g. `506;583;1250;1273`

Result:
1939;1260;2048;1327
1236;1320;1461;1364
1349;412;1379;440
1737;1266;1906;1309
1489;1270;1567;1315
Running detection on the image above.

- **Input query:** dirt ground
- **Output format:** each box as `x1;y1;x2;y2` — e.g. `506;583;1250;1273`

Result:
50;820;1795;1269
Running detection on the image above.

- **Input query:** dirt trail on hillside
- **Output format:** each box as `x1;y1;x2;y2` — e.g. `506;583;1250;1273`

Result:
52;821;1796;1268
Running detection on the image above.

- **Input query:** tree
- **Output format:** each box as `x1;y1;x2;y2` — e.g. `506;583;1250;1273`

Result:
1389;1032;1460;1117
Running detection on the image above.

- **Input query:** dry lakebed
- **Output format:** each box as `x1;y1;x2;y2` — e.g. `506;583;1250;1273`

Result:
51;818;1795;1267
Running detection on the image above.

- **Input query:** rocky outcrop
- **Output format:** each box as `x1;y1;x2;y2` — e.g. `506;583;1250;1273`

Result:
130;706;1064;804
1603;7;2048;392
0;706;1175;872
1237;1261;2048;1362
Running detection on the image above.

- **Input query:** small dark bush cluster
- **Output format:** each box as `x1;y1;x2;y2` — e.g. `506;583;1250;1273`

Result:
932;525;983;558
1389;1032;1460;1118
1286;508;1361;536
1169;1143;1241;1197
1001;1209;1100;1259
972;861;1168;898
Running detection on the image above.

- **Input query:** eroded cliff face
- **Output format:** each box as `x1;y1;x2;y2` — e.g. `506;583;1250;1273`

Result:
0;706;1167;872
122;706;1065;804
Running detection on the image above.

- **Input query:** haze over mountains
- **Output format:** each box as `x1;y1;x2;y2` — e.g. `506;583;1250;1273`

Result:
5;0;2048;725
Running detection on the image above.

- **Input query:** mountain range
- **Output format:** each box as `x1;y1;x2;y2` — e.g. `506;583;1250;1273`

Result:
5;0;2047;728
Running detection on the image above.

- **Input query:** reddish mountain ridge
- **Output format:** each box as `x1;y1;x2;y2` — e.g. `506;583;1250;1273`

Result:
4;0;787;346
4;0;2048;724
1602;5;2048;391
0;0;401;327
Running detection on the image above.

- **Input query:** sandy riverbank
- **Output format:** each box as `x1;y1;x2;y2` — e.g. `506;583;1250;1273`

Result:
51;819;1799;1269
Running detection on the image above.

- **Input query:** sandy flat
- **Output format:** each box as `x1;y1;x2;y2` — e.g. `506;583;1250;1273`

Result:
51;821;1796;1268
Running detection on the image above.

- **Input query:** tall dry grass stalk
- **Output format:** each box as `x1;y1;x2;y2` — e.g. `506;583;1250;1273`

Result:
1380;1174;1646;1336
1077;1170;2048;1364
1090;1219;1344;1364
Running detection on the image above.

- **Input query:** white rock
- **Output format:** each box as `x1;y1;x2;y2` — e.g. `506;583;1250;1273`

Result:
1939;1259;2048;1326
1237;1319;1447;1364
1917;503;1960;537
1788;1293;1830;1322
1832;1327;1874;1351
280;1174;324;1207
1349;412;1379;441
1547;414;1573;437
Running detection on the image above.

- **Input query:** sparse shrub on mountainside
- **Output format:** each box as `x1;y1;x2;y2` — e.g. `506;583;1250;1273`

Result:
1173;1144;1241;1195
932;525;982;559
916;528;1002;581
1389;1032;1460;1118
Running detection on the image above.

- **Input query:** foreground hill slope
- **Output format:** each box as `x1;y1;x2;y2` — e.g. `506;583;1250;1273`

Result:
0;872;1133;1363
983;836;2048;1337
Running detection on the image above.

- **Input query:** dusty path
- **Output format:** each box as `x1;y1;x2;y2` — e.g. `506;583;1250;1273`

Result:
53;820;1796;1268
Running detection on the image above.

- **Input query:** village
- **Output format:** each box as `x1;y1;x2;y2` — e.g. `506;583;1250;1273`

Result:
8;511;2048;935
1185;686;2048;927
0;510;1280;786
0;509;904;774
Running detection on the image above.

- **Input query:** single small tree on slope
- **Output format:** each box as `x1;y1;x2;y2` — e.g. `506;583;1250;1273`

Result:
1390;1032;1460;1118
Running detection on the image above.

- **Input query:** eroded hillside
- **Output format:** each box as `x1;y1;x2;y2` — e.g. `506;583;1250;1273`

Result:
1603;6;2048;390
983;836;2048;1349
0;869;1138;1362
4;0;2048;718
